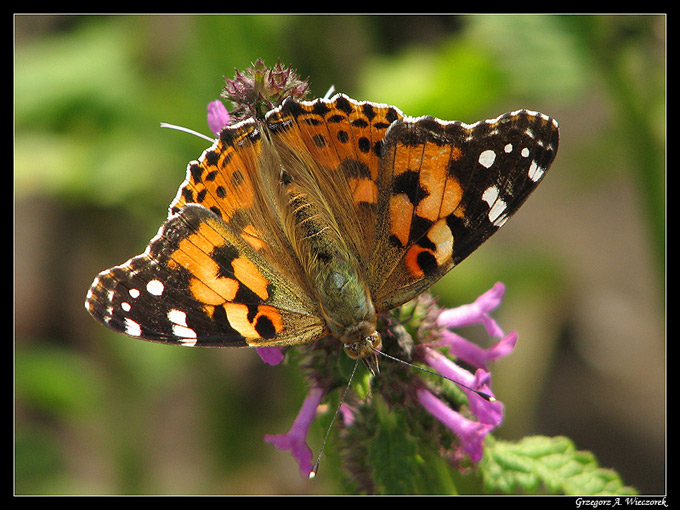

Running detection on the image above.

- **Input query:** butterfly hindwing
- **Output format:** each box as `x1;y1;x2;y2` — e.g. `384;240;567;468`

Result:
370;110;559;312
265;94;403;264
168;119;305;281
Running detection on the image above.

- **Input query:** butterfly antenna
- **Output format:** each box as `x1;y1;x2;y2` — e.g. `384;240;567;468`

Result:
160;122;215;143
323;85;336;100
309;356;360;479
370;347;496;402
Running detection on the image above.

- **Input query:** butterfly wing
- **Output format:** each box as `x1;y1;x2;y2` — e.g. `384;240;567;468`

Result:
265;94;403;265
169;118;301;273
369;110;560;312
86;121;328;347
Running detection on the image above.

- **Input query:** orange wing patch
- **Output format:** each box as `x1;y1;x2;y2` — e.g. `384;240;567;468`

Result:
170;120;261;224
166;207;271;307
223;303;285;342
231;257;270;301
415;144;462;222
159;204;327;346
369;118;470;310
403;218;454;278
266;94;403;263
267;95;403;207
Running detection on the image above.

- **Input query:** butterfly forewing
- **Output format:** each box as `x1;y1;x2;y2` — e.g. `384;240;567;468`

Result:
86;172;328;347
369;110;559;312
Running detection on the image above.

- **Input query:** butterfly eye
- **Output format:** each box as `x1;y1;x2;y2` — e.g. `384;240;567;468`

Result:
343;342;361;359
366;331;381;351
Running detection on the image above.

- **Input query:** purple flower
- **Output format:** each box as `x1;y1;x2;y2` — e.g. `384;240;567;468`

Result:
339;403;355;426
420;346;504;426
416;388;494;463
264;387;324;478
409;281;518;462
436;329;518;371
431;282;518;371
207;100;231;136
437;281;506;337
256;346;284;366
221;58;310;122
261;282;517;476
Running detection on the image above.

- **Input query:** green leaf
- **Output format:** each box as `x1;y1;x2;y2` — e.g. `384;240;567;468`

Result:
481;435;637;495
358;37;506;122
365;400;462;495
368;401;421;494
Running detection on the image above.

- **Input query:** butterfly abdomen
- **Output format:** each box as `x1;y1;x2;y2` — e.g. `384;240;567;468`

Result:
281;173;378;348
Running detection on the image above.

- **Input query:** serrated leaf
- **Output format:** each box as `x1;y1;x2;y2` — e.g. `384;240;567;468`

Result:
481;435;637;495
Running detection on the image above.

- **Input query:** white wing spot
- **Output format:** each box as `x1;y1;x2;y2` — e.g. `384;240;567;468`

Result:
482;185;499;206
482;186;508;226
521;147;530;158
121;302;131;312
129;288;140;298
175;329;198;343
168;309;197;343
504;143;513;153
146;279;164;296
124;318;142;337
167;309;187;325
528;160;545;182
478;149;496;169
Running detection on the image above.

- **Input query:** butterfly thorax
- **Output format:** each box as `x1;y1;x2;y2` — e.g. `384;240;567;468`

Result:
314;256;382;366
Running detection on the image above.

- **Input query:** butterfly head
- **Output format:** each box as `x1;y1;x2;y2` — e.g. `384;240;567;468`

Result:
342;328;382;376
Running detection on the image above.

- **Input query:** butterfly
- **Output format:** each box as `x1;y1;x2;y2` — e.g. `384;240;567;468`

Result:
85;93;559;373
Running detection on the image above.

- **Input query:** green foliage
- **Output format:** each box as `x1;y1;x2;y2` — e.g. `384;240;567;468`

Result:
481;436;638;495
369;402;423;494
370;410;468;495
16;345;103;417
337;398;460;495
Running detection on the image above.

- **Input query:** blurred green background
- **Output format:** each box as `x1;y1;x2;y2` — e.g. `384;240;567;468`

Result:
14;14;665;495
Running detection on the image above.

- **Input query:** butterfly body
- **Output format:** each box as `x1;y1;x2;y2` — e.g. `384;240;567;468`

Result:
85;94;558;369
278;161;382;369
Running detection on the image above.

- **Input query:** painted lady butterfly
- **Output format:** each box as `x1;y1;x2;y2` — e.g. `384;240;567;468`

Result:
85;93;559;374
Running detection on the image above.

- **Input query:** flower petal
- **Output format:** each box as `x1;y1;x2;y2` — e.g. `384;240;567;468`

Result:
207;100;231;136
421;347;504;426
437;282;506;337
421;346;474;388
339;403;355;426
264;387;324;478
416;388;493;463
468;370;504;426
256;346;284;366
437;329;518;370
